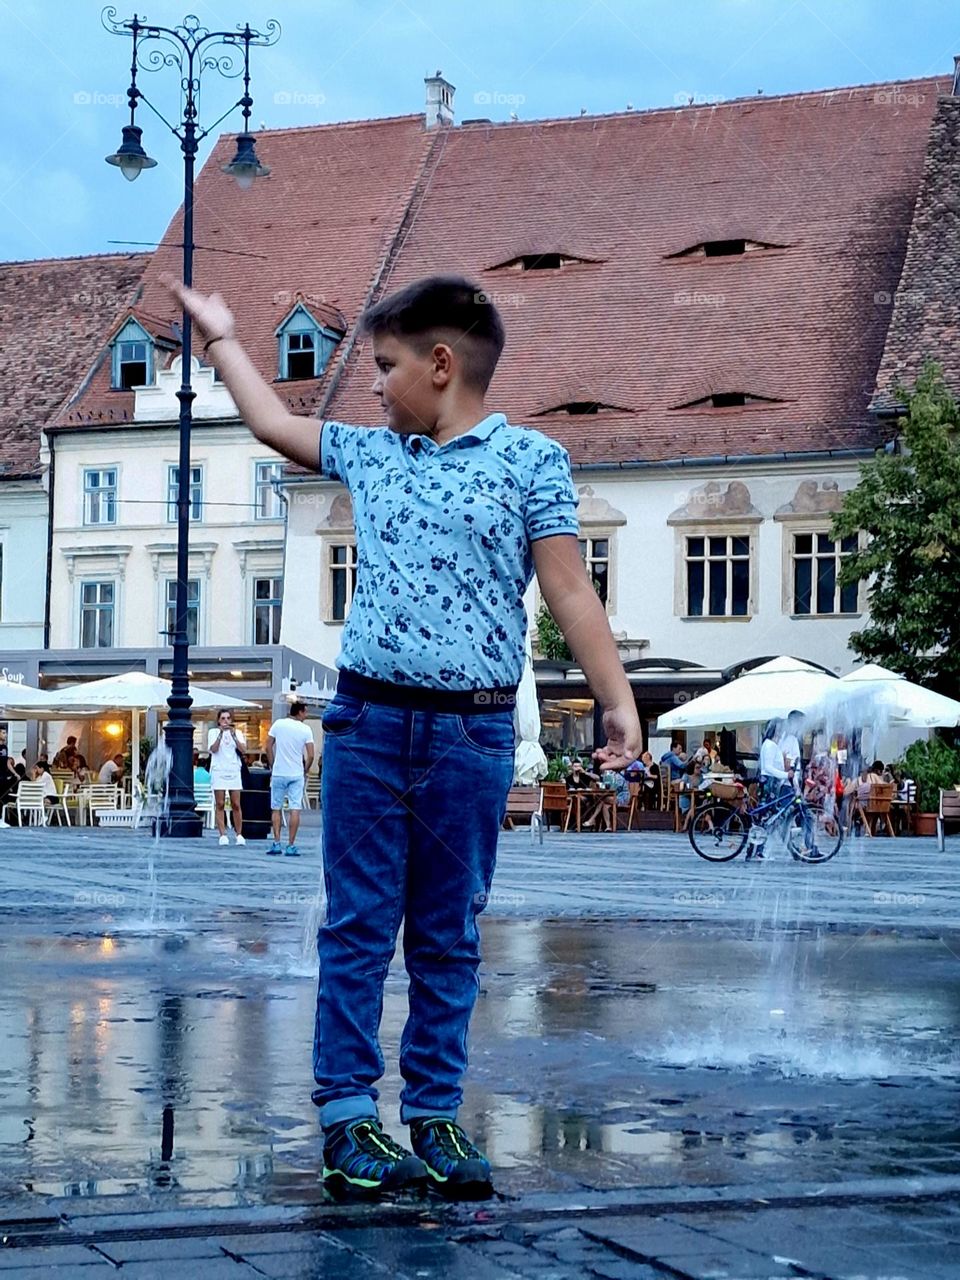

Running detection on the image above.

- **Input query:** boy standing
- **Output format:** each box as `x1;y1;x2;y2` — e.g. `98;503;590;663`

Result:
265;699;315;857
162;273;641;1199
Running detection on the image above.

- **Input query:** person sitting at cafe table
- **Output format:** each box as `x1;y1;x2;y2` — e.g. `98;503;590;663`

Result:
98;753;125;786
660;741;687;780
31;761;60;807
564;758;607;829
53;736;87;771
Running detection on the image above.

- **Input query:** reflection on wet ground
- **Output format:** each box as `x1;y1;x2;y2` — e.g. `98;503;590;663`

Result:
1;914;958;1206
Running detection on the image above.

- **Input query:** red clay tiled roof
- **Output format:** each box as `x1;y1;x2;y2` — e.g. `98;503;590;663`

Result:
0;252;148;477
872;96;960;410
55;115;435;429
53;79;948;467
321;78;948;464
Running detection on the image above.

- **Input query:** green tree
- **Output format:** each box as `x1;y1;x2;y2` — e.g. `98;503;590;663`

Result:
833;364;960;698
535;603;572;661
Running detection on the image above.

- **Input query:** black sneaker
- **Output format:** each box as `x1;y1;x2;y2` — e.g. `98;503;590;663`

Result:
322;1118;426;1198
409;1117;493;1199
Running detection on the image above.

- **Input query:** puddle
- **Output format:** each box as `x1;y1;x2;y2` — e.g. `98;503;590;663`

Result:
0;917;958;1201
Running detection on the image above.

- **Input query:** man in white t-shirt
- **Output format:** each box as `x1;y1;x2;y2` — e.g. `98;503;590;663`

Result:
266;700;315;856
779;710;805;794
98;753;124;786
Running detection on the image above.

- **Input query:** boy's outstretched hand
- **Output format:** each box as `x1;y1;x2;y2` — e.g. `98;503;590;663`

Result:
593;702;643;771
159;273;235;345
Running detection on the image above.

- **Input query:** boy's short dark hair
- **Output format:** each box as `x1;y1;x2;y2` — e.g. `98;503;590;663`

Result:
290;700;307;716
360;275;506;392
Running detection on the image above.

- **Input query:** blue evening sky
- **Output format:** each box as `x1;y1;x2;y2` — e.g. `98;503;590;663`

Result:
2;0;958;262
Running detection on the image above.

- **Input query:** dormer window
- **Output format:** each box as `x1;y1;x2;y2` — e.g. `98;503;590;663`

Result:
110;318;154;390
275;303;342;381
533;400;627;416
667;238;786;259
671;392;786;411
488;251;600;273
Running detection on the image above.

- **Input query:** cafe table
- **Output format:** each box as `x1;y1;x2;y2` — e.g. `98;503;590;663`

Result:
563;787;618;833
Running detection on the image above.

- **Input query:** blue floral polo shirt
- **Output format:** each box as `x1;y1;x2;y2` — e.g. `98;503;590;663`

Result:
319;412;579;690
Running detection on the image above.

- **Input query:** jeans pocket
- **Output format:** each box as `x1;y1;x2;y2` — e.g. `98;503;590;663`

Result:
456;713;516;758
321;697;369;737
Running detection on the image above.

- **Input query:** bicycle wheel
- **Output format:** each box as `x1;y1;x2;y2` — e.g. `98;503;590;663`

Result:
689;803;749;862
787;803;843;863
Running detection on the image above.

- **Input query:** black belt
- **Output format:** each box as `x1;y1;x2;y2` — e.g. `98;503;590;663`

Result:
336;669;517;715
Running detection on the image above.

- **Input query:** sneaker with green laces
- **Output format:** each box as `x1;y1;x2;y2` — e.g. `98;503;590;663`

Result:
409;1117;493;1199
322;1118;426;1198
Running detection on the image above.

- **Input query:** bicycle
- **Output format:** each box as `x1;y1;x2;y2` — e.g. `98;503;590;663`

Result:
689;784;843;864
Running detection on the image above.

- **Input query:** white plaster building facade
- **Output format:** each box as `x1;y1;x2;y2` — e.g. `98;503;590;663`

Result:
0;480;46;651
46;359;287;656
278;452;868;724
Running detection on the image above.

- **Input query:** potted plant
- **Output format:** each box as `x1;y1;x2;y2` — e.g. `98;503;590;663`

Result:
898;736;960;835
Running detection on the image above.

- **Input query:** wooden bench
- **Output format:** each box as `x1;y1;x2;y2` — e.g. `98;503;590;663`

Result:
503;786;544;844
937;788;960;851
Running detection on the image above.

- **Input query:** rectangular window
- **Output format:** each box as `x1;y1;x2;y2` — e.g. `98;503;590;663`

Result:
254;461;284;519
792;531;859;615
329;543;358;621
686;534;751;617
166;465;203;523
578;536;610;606
80;580;114;648
285;331;316;379
165;579;201;646
83;468;117;526
117;340;148;389
253;575;283;645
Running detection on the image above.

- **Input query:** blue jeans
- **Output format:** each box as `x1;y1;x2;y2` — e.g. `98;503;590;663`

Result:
312;689;515;1128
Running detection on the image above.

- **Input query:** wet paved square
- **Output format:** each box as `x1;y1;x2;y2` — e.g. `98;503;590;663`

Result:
0;823;958;1276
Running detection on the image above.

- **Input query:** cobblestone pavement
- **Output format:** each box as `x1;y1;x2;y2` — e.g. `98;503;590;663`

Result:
0;824;957;1276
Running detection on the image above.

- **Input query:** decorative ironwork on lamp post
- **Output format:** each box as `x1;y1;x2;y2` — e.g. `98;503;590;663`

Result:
103;9;279;836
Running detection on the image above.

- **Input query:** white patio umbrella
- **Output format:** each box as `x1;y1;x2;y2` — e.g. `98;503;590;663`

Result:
11;672;256;782
656;656;838;731
825;663;960;729
0;676;57;716
514;631;548;784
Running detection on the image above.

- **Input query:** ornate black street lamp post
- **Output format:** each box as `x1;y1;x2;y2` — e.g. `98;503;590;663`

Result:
103;9;278;835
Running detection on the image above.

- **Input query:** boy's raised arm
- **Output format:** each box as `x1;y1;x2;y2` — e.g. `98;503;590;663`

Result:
159;275;322;472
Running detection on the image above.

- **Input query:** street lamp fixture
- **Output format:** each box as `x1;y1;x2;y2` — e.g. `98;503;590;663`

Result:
105;123;157;181
222;133;270;188
103;8;279;837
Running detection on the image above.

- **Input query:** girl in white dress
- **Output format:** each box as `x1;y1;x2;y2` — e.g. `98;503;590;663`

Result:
207;709;246;845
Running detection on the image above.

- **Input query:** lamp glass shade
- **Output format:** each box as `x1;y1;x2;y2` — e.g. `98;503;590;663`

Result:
222;133;269;188
105;125;157;180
